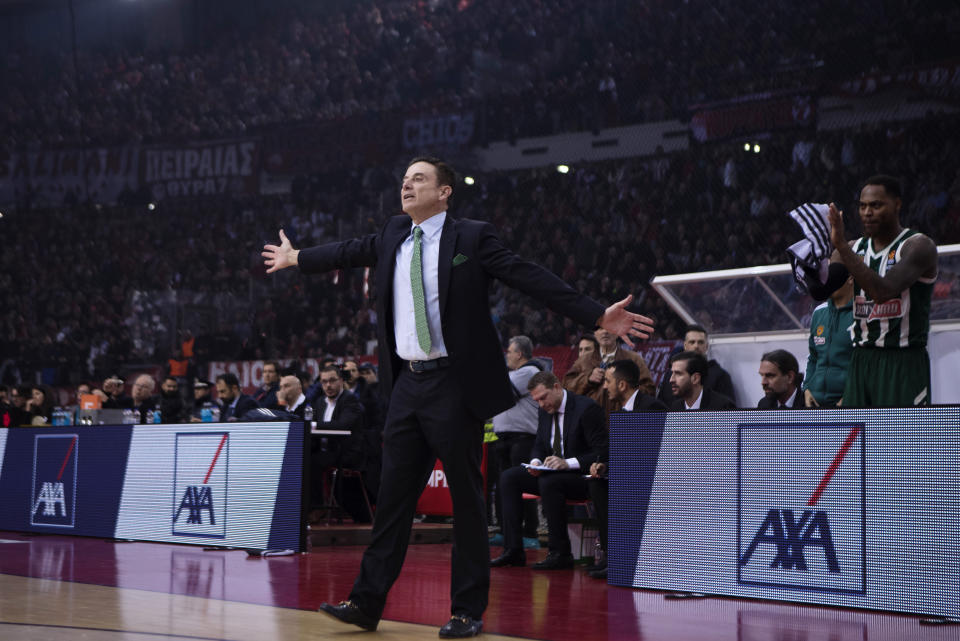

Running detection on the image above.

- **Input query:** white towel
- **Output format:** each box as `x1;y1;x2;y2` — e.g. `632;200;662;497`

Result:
786;203;831;292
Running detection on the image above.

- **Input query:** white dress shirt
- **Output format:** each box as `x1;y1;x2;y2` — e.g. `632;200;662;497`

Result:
623;389;640;411
322;391;343;423
684;388;704;410
393;212;449;361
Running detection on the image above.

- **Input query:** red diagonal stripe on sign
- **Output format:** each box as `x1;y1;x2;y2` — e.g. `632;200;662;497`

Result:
202;434;229;484
807;426;861;506
56;436;78;481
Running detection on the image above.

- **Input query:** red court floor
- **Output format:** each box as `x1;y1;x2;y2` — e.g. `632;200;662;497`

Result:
0;531;956;641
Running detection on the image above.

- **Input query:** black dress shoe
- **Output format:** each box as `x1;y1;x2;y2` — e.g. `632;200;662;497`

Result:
531;552;574;570
490;549;525;567
585;559;607;573
439;615;483;638
318;600;379;631
588;566;608;580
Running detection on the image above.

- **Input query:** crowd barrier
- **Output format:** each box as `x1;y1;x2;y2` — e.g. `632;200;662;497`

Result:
0;422;306;552
609;407;960;618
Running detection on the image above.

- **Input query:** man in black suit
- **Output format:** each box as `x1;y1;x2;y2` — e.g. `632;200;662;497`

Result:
657;324;736;406
262;156;653;638
277;373;311;420
668;351;737;411
583;360;668;579
492;371;607;571
313;365;370;523
757;349;804;409
215;373;259;422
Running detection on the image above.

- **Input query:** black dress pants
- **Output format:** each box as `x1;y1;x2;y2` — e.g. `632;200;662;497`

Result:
348;366;488;620
491;432;538;538
500;465;589;554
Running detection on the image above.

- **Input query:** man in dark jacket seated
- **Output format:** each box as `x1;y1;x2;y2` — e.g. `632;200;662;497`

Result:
668;351;737;411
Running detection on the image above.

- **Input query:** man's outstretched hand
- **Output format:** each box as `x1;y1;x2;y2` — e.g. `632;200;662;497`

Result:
262;229;299;274
598;295;655;347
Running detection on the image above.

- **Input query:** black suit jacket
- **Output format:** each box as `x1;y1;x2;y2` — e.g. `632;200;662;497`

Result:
220;394;259;422
298;214;606;420
530;392;607;470
315;390;367;468
658;359;736;406
670;388;737;411
757;390;804;409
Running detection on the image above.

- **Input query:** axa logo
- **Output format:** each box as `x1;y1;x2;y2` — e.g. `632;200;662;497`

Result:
31;435;79;528
739;508;840;573
738;423;865;595
172;432;228;538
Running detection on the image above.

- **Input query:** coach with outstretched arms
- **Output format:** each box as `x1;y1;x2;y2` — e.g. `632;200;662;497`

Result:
262;156;654;638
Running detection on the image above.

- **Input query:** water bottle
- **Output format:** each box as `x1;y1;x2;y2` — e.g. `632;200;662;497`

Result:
52;407;63;425
594;537;605;565
132;409;141;424
304;404;314;423
201;405;212;422
152;408;162;424
122;408;131;424
211;406;220;422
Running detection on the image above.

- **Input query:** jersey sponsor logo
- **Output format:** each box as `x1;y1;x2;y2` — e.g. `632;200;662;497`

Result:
172;432;229;538
813;336;826;346
853;296;903;320
31;434;79;528
738;423;865;594
887;249;897;266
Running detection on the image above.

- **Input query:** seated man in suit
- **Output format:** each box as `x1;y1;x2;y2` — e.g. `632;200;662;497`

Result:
277;373;312;419
668;351;737;411
313;365;370;523
657;324;736;406
757;349;804;409
491;371;607;570
585;360;668;579
215;373;259;422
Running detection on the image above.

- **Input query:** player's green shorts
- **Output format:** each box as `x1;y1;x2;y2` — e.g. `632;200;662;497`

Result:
842;346;931;408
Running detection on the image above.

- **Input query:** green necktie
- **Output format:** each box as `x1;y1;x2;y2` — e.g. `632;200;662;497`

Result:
552;413;563;457
411;226;432;354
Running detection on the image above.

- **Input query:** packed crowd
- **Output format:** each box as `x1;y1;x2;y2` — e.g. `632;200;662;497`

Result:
2;0;958;147
2;112;958;388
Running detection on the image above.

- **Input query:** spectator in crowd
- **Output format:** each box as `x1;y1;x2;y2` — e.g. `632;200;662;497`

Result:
312;365;369;524
75;382;92;405
821;175;939;407
215;372;259;422
585;359;668;580
254;361;281;409
657;324;735;406
0;385;7;405
1;385;30;427
669;351;736;410
757;350;804;409
492;371;607;571
130;374;157;424
158;376;185;423
277;373;311;420
343;359;385;437
489;336;543;550
102;375;133;409
191;379;214;420
803;277;854;407
564;328;654;414
577;335;599;360
26;384;55;425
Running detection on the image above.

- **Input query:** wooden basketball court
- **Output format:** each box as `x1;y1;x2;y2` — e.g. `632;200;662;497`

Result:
0;531;954;641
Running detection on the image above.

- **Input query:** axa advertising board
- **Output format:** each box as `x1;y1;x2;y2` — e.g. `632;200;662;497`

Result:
609;407;960;618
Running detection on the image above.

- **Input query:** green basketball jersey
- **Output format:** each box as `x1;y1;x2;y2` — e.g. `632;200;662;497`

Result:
850;229;936;348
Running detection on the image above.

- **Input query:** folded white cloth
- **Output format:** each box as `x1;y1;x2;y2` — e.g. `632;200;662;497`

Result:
786;203;831;292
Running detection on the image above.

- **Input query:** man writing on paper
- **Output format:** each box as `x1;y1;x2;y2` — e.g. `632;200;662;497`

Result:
491;371;606;571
